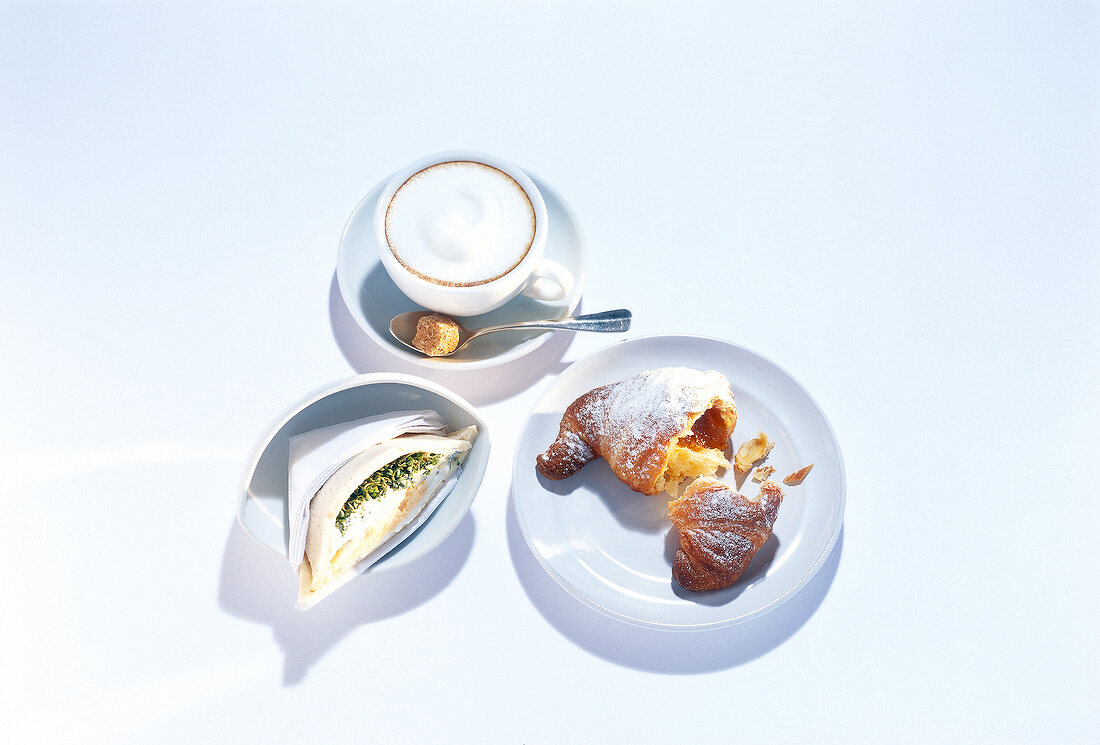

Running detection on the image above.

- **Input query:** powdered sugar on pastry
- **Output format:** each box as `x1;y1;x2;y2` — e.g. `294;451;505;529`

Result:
557;427;595;463
668;478;784;591
575;368;732;487
535;367;737;495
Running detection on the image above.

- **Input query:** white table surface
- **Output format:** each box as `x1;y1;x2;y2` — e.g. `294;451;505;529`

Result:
3;3;1097;743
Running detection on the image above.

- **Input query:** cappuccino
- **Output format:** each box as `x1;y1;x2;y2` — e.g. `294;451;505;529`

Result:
384;161;536;287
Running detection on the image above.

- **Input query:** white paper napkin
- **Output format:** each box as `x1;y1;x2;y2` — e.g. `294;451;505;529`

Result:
286;409;447;568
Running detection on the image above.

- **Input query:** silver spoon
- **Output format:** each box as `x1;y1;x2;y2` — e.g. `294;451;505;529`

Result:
389;308;632;357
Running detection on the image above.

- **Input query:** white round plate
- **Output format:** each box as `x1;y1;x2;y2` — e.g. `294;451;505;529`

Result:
512;334;845;630
237;373;490;573
336;167;587;369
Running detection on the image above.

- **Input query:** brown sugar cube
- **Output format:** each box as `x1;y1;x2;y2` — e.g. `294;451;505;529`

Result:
412;313;461;356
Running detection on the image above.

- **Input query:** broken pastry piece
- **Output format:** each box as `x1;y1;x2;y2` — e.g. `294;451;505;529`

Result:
298;425;477;609
752;465;776;482
734;432;774;473
783;464;814;485
668;478;784;591
536;367;737;496
412;313;461;356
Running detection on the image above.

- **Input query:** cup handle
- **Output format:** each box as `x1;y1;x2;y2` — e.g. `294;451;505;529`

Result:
521;259;574;302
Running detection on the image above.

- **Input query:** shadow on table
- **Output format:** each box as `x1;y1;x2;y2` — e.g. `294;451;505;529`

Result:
327;273;574;406
506;491;843;673
217;512;475;686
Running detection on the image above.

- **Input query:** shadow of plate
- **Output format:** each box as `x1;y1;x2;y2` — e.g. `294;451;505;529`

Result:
506;490;843;673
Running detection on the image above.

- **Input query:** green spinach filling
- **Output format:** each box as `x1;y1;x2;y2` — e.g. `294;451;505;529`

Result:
335;451;441;534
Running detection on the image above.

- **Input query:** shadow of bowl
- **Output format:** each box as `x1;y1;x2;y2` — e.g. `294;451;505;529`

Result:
217;513;476;686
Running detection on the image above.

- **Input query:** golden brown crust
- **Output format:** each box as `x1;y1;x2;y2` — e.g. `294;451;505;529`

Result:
783;464;814;485
535;419;596;480
668;478;783;591
534;368;737;495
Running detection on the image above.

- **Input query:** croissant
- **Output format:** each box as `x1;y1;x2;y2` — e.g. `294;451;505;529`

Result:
668;477;783;591
536;367;737;495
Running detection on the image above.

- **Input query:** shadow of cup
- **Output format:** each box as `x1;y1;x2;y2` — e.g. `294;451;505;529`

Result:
328;272;575;406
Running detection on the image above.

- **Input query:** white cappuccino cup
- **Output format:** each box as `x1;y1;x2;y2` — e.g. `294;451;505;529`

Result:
375;150;573;317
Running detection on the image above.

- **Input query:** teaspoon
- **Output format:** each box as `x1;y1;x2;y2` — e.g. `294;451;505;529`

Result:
389;309;632;357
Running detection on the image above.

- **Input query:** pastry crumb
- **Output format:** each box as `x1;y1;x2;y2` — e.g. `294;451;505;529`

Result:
752;465;776;482
759;479;784;501
783;464;814;485
734;432;774;473
412;313;461;356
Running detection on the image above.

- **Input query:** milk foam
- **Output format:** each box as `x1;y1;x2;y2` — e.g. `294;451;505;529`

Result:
385;161;536;286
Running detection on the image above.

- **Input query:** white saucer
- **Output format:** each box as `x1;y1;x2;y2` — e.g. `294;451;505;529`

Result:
336;168;587;369
237;373;490;573
512;334;846;631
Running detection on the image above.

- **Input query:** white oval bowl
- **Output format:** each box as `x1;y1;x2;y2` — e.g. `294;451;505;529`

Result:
237;373;490;572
